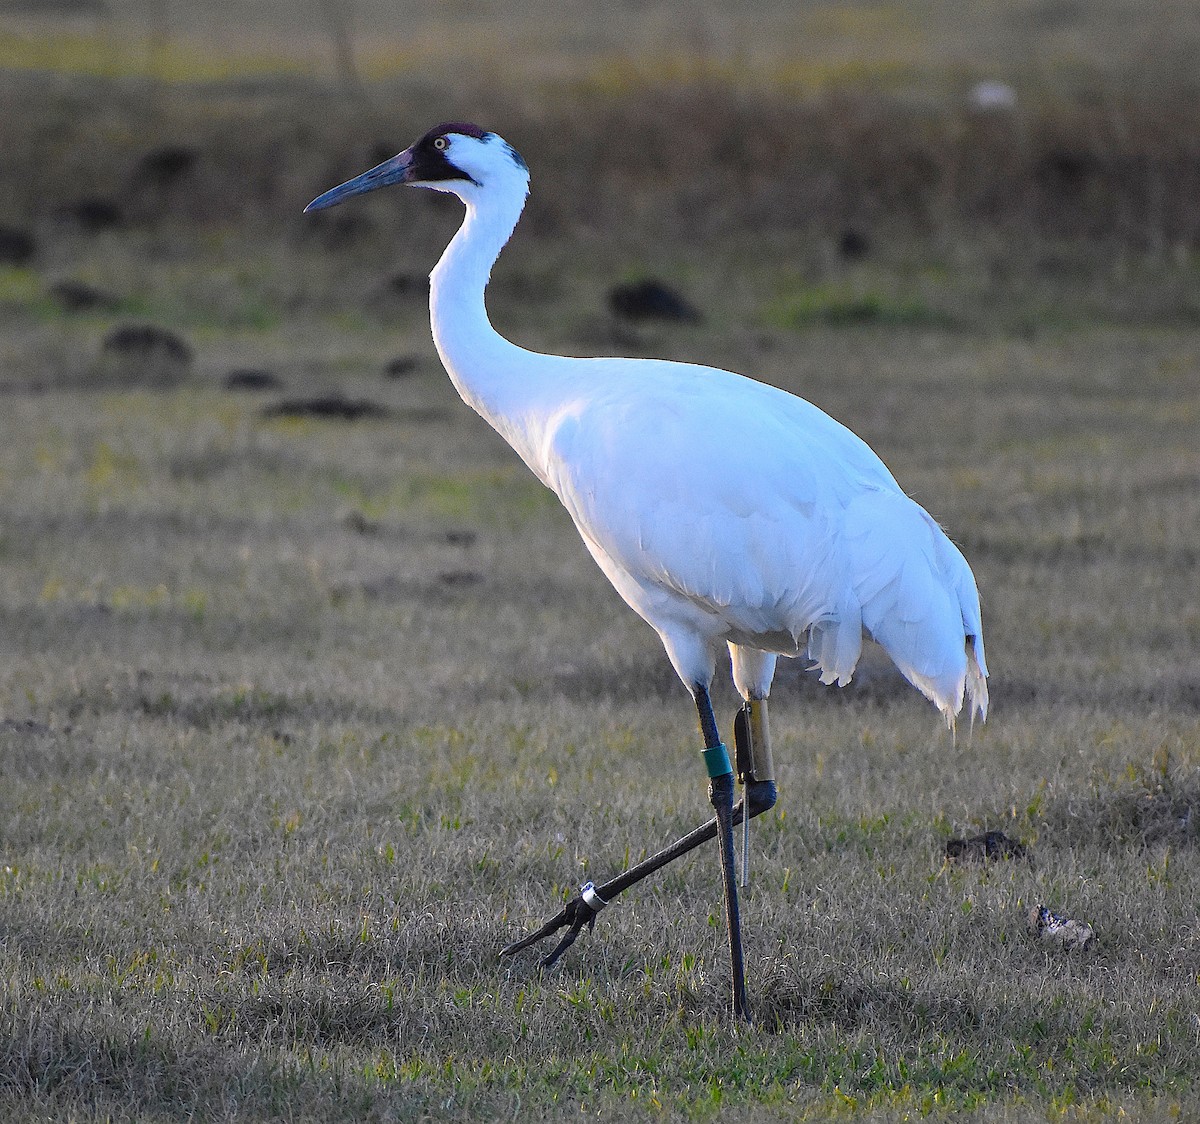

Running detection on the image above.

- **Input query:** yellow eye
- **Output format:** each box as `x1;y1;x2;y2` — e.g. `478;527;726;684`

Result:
434;136;448;150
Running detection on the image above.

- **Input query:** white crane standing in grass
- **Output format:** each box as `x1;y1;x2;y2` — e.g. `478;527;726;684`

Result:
305;122;989;1020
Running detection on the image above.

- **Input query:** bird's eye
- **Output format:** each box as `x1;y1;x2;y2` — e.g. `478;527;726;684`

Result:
433;136;448;151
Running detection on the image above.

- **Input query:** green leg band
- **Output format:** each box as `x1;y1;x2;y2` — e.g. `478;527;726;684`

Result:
702;742;733;779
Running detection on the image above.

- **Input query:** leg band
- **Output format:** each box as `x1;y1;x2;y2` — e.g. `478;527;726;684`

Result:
737;698;776;784
702;742;733;779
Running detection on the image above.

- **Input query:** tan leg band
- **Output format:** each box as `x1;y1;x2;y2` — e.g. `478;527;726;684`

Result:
743;698;776;784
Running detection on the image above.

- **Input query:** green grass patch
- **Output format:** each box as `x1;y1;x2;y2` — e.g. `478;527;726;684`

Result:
763;281;955;331
0;266;77;324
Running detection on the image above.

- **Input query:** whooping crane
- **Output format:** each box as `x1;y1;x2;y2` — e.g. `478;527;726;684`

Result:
305;123;989;1020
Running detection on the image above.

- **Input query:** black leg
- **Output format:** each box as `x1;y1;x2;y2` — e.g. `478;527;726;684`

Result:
694;685;748;1020
498;780;776;966
499;687;778;1022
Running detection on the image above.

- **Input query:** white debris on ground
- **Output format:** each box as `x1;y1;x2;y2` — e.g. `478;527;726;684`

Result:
1028;905;1095;949
970;80;1018;112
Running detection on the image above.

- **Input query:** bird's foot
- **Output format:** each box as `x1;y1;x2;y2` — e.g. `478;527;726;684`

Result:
499;882;607;969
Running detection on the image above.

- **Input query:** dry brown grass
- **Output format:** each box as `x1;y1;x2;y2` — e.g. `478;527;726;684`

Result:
0;42;1199;1123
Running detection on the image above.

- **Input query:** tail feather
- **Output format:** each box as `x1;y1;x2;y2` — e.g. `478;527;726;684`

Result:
965;633;989;725
807;607;863;688
843;489;988;730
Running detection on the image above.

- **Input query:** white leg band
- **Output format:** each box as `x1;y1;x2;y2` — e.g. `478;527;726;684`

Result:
580;881;608;911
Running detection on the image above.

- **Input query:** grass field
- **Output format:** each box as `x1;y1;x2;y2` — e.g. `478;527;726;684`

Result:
2;5;1200;1120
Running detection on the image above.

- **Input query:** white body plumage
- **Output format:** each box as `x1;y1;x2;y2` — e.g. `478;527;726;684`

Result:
305;121;991;1014
308;124;989;727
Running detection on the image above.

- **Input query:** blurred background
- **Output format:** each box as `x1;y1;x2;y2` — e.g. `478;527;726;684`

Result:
2;0;1200;392
4;0;1199;88
3;0;1199;255
3;12;1199;1116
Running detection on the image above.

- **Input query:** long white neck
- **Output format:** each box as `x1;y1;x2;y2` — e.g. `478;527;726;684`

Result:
429;185;544;434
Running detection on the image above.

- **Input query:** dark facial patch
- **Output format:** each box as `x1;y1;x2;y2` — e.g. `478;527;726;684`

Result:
406;122;489;186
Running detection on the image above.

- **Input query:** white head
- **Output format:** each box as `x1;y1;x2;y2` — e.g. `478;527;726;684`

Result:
304;122;529;213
